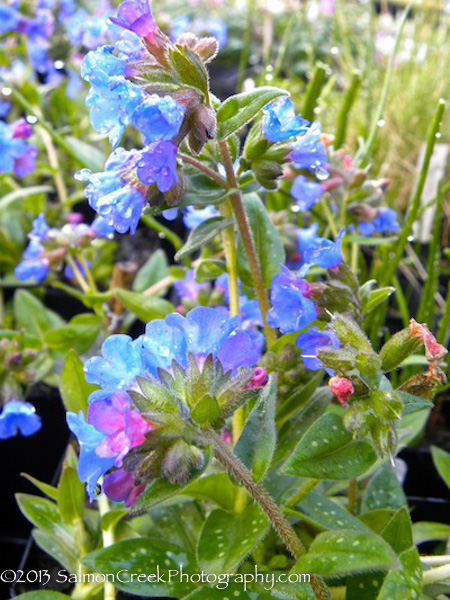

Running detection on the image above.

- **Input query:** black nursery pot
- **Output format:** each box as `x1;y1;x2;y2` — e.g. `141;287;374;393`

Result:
1;385;69;597
399;446;450;524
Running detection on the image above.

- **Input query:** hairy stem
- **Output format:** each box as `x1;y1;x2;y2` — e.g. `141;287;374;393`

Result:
180;152;228;188
218;139;276;346
206;428;330;600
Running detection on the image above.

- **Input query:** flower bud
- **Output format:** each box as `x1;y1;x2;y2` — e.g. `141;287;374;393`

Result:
349;204;377;222
12;118;33;139
408;319;447;364
317;347;356;371
195;37;220;63
379;328;421;372
399;368;446;399
322;176;344;193
329;376;353;404
349;169;367;188
246;367;269;389
188;104;217;154
177;33;199;49
162;440;193;485
252;159;284;190
332;314;372;351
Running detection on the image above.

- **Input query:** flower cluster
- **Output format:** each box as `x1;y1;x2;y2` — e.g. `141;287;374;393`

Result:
0;120;37;178
15;213;113;283
67;307;263;503
76;0;222;234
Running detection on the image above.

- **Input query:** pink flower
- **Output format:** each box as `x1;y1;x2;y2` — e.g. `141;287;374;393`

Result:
246;367;269;389
329;376;354;404
88;390;152;465
409;319;447;364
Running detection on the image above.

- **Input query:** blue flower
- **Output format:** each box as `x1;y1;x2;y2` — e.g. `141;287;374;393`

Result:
0;5;18;34
76;148;145;234
30;214;50;240
0;400;42;439
183;205;220;229
291;121;328;173
288;223;320;269
174;270;208;301
142;307;260;377
110;0;156;38
90;216;116;238
81;46;143;146
132;95;185;144
296;327;340;373
262;97;309;143
136;141;179;192
66;411;116;501
267;265;317;334
115;30;145;62
291;175;324;212
359;207;400;236
303;229;345;269
162;207;179;221
15;239;49;282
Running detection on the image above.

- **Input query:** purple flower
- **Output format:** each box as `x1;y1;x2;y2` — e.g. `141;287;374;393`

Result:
262;97;309;143
267;265;317;333
174;270;208;301
291;175;324;212
0;400;42;439
132;95;185;144
0;121;38;178
12;118;33;139
136;141;179;192
13;145;38;177
303;229;345;269
110;0;156;38
183;205;220;229
296;327;340;373
291;121;328;174
103;468;145;506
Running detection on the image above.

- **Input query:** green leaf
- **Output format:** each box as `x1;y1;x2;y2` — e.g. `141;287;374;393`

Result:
197;504;270;574
22;473;59;500
58;466;85;526
412;521;450;545
191;394;221;426
237;193;285;288
282;413;377;480
133;249;168;293
195;259;227;282
60;349;97;416
175;217;234;260
142;502;203;555
101;508;129;531
294;529;399;577
67;136;105;172
16;494;74;547
184;584;253;599
14;290;64;345
358;509;397;534
44;316;102;353
381;507;413;555
274;387;331;463
362;286;396;314
290;491;370;533
179;473;237;512
12;592;71;600
361;465;407;512
32;529;78;574
169;45;209;97
0;185;54;211
431;445;450;489
115;288;174;321
217;87;288;139
234;375;277;481
376;547;422;600
131;451;210;515
399;391;433;415
83;538;198;597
